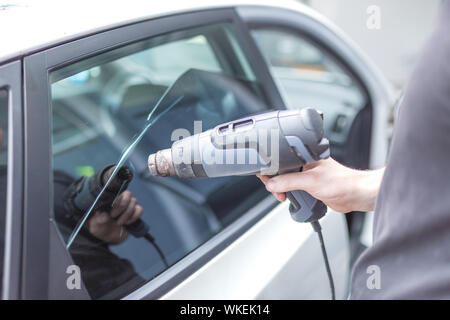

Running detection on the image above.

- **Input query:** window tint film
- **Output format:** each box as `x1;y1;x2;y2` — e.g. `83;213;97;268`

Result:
251;28;368;164
0;89;8;294
49;23;271;299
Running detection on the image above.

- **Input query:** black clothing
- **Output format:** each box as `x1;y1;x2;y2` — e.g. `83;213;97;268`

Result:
53;170;143;299
351;1;450;299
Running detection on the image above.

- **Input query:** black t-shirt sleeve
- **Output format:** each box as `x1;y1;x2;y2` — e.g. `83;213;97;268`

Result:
351;2;450;299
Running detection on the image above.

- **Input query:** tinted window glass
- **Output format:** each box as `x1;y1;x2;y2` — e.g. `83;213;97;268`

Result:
0;89;8;294
49;23;270;299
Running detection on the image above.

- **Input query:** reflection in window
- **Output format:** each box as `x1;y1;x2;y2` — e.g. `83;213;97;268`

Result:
49;23;270;299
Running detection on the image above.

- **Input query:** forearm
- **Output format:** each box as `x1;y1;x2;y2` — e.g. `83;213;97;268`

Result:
351;167;385;212
259;158;385;214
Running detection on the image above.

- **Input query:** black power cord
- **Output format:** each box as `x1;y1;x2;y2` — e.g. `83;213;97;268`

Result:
311;221;335;300
144;233;169;268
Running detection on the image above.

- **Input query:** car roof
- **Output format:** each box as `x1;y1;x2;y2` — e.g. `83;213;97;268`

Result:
0;0;320;64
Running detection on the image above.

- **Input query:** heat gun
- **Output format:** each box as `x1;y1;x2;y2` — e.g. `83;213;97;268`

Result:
64;164;168;267
148;108;330;223
64;164;150;238
146;67;334;298
147;107;335;298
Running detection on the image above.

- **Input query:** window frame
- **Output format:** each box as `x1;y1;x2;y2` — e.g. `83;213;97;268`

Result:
23;8;283;299
0;61;24;300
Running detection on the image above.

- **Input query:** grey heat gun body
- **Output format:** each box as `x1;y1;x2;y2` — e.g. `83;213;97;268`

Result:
148;108;330;223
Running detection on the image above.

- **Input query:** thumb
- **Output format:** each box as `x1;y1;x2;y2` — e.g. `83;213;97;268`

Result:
91;211;110;225
266;171;315;193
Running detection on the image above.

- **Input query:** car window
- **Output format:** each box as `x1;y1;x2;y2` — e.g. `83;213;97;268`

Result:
0;89;8;294
251;28;368;163
49;23;271;299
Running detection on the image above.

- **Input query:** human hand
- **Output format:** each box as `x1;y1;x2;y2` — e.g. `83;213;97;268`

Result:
88;190;143;244
257;157;384;213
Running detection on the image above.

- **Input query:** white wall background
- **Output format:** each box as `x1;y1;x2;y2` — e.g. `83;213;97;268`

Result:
301;0;442;89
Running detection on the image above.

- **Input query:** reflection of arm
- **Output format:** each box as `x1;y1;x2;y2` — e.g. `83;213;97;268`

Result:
52;170;144;299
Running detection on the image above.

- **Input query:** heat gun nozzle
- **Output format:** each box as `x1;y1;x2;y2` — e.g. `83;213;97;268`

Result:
148;148;176;177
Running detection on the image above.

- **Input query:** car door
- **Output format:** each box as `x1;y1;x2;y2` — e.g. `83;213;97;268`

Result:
18;5;390;300
21;8;306;300
0;61;24;300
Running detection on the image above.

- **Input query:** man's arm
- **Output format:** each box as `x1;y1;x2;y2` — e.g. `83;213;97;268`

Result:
257;157;385;213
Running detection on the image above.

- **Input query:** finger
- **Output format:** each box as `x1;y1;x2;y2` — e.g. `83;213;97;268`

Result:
266;171;315;193
88;212;110;235
90;211;110;225
97;211;111;224
274;192;286;202
125;205;143;225
117;197;137;225
256;175;286;201
256;174;270;184
110;191;131;218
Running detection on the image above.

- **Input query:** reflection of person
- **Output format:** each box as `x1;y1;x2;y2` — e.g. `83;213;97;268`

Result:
0;114;144;298
258;3;450;299
53;171;144;299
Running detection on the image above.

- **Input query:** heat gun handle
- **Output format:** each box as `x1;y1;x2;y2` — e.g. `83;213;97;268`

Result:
125;219;150;238
286;190;327;223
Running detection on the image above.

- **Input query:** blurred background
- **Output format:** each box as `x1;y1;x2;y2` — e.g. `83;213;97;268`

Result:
300;0;441;90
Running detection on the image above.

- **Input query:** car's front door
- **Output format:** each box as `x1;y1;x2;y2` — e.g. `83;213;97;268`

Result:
22;8;294;300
